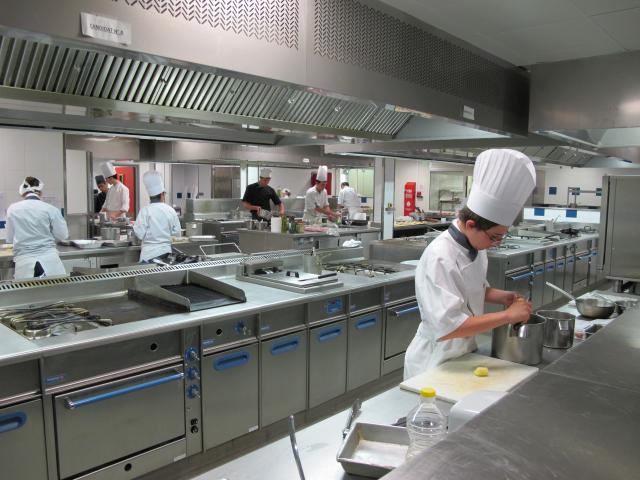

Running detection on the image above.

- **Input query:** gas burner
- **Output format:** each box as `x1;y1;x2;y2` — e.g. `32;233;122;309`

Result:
325;262;400;276
492;244;521;250
0;303;111;340
253;267;282;275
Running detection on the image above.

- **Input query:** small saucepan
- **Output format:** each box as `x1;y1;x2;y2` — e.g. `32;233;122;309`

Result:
545;282;616;319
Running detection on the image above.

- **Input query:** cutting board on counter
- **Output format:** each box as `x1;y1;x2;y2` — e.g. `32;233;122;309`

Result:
400;353;538;403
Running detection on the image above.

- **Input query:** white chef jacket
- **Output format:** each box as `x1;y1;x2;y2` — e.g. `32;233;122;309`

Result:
133;202;182;262
338;186;361;217
303;187;329;221
103;181;130;215
6;194;68;279
404;221;488;380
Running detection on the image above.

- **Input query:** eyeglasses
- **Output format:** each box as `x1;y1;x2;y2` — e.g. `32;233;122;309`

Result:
482;230;506;244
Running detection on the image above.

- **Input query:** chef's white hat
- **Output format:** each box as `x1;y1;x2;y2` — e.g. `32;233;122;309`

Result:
467;149;536;226
259;167;272;178
316;165;328;182
18;177;44;196
143;170;165;196
100;161;117;178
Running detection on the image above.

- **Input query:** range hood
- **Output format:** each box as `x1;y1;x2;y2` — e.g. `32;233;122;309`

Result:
0;27;410;143
530;50;640;164
325;136;601;166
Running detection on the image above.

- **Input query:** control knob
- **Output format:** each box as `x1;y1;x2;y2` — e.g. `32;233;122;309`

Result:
185;347;200;362
187;385;200;399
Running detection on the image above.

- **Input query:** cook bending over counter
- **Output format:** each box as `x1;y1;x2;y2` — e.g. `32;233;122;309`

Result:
404;149;536;379
303;165;339;223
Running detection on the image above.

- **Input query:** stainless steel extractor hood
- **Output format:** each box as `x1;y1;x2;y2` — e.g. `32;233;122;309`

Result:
530;50;640;164
0;27;411;143
324;135;601;166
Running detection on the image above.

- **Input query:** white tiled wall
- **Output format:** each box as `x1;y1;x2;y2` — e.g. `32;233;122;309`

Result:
0;128;64;237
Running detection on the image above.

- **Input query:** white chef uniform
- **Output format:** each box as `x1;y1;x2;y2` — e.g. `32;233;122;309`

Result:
100;162;130;216
404;149;536;379
303;166;330;222
6;181;69;279
338;186;361;217
404;221;487;379
134;171;181;262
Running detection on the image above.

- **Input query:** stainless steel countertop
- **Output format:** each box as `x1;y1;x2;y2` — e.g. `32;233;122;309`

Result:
383;303;640;480
0;244;142;264
0;267;415;366
486;232;599;258
238;226;381;238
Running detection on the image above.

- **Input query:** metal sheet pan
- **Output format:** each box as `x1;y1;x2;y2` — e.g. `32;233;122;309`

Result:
337;422;409;478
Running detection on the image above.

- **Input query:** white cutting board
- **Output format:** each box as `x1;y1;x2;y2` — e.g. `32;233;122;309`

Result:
400;353;538;403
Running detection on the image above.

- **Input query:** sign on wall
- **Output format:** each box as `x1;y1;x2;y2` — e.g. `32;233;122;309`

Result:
80;12;132;45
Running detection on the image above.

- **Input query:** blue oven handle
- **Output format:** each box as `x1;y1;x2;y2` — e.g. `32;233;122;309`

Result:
214;351;251;371
356;317;378;330
271;338;300;356
508;271;533;281
0;412;26;434
390;305;419;317
318;327;342;342
65;371;184;410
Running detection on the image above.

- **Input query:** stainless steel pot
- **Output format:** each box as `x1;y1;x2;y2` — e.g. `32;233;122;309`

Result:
491;314;546;365
100;227;120;241
537;310;575;349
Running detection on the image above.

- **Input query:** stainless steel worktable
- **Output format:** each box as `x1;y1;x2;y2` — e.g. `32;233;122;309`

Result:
383;307;640;480
0;266;415;367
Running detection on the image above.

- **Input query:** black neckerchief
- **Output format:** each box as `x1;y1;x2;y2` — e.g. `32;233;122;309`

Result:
448;222;478;261
25;193;41;201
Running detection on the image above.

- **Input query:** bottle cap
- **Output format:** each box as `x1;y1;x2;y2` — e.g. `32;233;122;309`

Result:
419;387;436;398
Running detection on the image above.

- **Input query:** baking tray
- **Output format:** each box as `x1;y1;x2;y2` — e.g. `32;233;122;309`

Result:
337;422;409;478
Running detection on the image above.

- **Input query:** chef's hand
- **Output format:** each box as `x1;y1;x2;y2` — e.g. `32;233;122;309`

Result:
504;297;532;325
503;291;523;306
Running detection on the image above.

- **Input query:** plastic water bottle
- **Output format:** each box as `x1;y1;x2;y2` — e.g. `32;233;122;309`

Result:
406;387;446;460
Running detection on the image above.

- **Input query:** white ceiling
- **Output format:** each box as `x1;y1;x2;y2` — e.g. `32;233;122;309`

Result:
379;0;640;65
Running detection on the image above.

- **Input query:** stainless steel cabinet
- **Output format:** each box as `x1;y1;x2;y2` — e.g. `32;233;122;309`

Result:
531;264;545;308
347;311;382;391
309;320;347;408
203;343;259;449
564;255;575;293
1;399;47;479
554;257;566;301
504;268;533;300
541;261;556;306
54;365;185;479
260;331;307;427
384;302;420;360
574;251;590;291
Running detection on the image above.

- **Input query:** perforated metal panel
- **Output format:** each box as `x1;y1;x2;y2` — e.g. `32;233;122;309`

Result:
314;0;510;110
0;31;410;136
113;0;300;49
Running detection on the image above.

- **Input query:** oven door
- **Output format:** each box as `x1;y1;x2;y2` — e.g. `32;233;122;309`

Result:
54;365;185;479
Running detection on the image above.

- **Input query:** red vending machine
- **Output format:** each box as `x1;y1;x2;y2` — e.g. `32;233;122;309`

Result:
404;182;416;215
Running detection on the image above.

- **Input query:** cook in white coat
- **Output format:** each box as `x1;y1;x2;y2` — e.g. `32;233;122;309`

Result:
303;166;339;222
99;161;130;220
337;182;362;218
134;171;182;262
404;149;536;379
6;177;69;279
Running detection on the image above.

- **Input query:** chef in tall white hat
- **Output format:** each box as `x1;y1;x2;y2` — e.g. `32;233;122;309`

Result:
99;161;130;220
6;176;69;279
404;149;536;379
133;170;182;262
241;167;285;220
303;165;339;222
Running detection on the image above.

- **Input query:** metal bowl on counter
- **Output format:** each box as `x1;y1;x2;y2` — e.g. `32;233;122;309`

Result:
615;299;639;314
537;310;575;349
491;314;546;365
71;240;104;249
